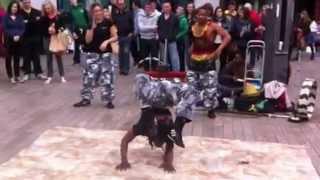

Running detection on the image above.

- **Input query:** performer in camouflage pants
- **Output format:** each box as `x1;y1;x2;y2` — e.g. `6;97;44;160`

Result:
74;3;118;109
188;5;231;117
74;53;116;108
135;73;200;147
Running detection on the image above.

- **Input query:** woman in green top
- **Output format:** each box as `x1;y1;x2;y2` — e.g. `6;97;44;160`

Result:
176;5;189;71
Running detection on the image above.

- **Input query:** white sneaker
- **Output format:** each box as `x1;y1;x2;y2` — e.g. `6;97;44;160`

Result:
10;78;16;84
45;77;52;84
37;74;47;80
23;75;29;81
18;77;25;83
61;77;67;83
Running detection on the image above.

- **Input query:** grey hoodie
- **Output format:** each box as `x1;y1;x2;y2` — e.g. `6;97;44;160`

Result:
137;10;161;40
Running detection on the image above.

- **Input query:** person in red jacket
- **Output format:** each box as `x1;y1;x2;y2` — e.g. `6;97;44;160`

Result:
244;2;261;27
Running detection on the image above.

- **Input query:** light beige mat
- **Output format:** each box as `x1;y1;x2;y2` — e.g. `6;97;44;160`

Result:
0;127;318;180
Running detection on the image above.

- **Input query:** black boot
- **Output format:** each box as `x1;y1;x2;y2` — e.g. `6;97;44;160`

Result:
174;116;191;148
310;45;315;60
106;102;115;109
310;53;315;60
208;109;216;119
73;99;91;107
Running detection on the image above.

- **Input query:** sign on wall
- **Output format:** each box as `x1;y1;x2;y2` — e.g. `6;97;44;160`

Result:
195;0;220;8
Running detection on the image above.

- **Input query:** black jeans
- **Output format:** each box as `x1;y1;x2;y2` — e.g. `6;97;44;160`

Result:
73;39;81;64
140;39;159;60
118;36;132;74
23;37;43;75
73;28;86;64
177;38;186;71
6;54;20;78
130;35;140;64
140;39;159;70
5;39;22;78
47;53;64;77
43;37;64;77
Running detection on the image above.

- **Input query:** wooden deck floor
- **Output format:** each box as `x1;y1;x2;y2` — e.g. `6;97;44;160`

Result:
0;55;319;175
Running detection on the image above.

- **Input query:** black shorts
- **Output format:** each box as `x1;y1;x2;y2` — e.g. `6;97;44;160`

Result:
188;60;216;72
133;107;174;145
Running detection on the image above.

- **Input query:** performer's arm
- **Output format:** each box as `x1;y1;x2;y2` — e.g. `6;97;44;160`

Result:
100;25;118;51
116;129;136;171
213;24;231;58
160;143;176;172
85;19;96;44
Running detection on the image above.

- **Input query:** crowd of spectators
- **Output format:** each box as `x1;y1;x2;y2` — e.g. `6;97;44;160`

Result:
1;0;318;86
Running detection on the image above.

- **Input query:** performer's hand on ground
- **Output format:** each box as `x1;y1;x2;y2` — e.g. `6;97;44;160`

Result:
159;163;176;173
116;162;131;171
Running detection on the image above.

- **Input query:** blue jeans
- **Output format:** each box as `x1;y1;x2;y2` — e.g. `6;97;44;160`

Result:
161;41;180;71
118;36;131;74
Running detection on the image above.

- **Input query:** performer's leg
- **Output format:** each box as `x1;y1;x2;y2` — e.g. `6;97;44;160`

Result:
174;84;199;147
186;70;199;88
201;71;219;118
74;54;98;107
100;54;116;108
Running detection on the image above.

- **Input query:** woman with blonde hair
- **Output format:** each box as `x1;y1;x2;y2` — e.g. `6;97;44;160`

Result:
40;0;66;84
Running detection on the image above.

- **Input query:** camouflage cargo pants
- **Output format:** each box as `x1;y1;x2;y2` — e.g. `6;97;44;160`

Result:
135;74;199;121
186;70;219;109
80;53;116;103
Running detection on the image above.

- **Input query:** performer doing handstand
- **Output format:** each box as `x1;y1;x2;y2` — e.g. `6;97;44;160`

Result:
116;74;199;172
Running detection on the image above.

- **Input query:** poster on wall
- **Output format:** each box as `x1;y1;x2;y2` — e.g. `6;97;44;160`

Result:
33;0;57;10
195;0;220;8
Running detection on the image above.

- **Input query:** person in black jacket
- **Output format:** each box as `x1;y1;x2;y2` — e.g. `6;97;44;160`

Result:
21;0;46;81
112;0;134;75
157;1;180;71
2;1;25;83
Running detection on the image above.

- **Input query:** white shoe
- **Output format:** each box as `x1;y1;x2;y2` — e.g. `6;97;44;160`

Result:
61;77;67;83
18;77;25;83
45;78;52;84
10;78;16;84
23;75;29;81
37;74;47;80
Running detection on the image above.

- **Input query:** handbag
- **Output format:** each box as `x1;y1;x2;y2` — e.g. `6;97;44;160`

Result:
49;30;71;54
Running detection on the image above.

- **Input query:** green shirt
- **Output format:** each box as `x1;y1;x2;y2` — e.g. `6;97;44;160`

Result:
70;5;88;28
176;15;189;40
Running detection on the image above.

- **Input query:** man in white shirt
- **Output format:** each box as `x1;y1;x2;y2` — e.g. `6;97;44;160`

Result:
137;1;161;70
309;18;320;60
